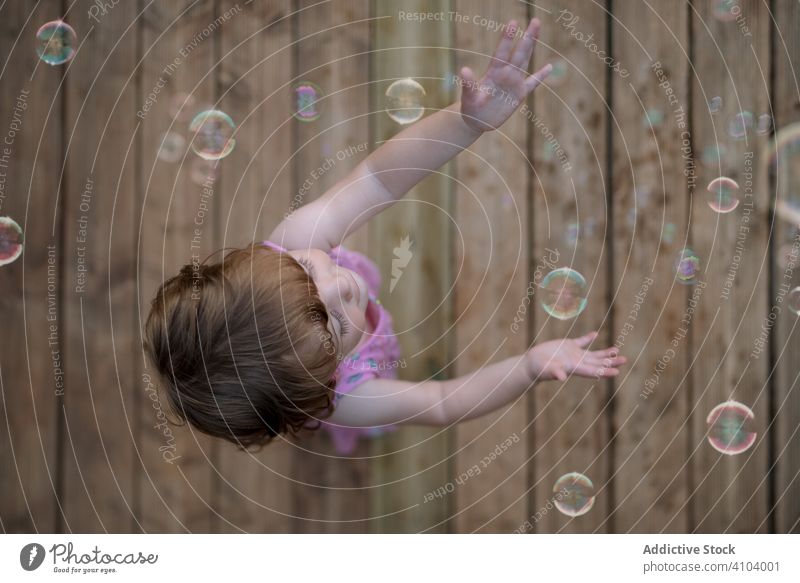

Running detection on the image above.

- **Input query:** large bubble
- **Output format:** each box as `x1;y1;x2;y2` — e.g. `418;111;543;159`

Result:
553;472;595;517
706;176;740;213
674;248;700;285
188;110;236;161
292;81;323;122
539;267;588;320
706;401;757;455
36;20;77;66
385;78;426;125
0;217;24;266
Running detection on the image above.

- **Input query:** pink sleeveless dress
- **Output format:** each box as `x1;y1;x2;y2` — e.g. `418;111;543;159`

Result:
262;240;402;454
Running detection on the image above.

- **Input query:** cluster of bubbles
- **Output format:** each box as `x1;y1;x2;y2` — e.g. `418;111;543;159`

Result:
539;267;588;320
553;472;596;517
706;401;757;455
385;78;426;125
0;217;24;267
292;81;323;122
36;20;77;66
188;110;237;161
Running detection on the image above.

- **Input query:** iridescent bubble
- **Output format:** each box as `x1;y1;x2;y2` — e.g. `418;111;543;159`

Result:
701;144;726;168
788;286;800;316
169;92;197;122
385;78;426;125
157;132;186;163
190;158;218;185
565;222;579;247
643;108;664;128
661;222;676;244
547;59;568;86
706;176;740;213
756;114;772;136
292;81;323;122
553;472;595;517
674;248;700;285
539;267;588;320
36;20;77;66
708;96;723;113
706;400;757;455
0;217;24;266
188;110;236;161
712;0;740;22
727;111;754;140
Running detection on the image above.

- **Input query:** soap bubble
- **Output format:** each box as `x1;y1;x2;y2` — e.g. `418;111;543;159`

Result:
565;222;579;247
36;20;77;66
661;222;676;244
674;248;700;285
706;401;757;455
547;59;568;86
385;78;426;125
727;111;754;140
788;287;800;316
543;141;556;161
706;176;740;213
708;96;723;113
539;267;588;320
292;81;323;122
755;114;772;136
701;144;726;168
0;217;24;266
712;0;740;22
190;158;218;185
169;92;197;122
553;472;595;517
157;132;186;163
643;108;664;128
189;110;236;160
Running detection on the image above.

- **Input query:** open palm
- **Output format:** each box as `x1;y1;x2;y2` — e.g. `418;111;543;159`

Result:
460;18;552;133
525;331;627;382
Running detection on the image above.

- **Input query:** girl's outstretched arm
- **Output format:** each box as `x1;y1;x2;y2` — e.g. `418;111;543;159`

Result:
328;332;626;428
269;17;551;252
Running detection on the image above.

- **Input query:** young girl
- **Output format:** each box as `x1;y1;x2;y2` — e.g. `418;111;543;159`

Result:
144;18;626;455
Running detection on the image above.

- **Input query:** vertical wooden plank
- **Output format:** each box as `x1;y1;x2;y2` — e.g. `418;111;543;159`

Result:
530;0;611;533
62;0;138;531
370;0;454;533
451;0;530;533
0;0;62;532
771;0;800;534
610;1;690;532
288;0;373;533
689;0;770;532
214;0;295;534
138;0;222;532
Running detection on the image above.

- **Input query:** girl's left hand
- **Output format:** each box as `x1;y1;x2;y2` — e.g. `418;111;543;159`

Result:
525;331;627;382
459;18;552;133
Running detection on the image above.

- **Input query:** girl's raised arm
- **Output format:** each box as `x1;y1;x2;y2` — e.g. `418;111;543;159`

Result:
268;17;551;252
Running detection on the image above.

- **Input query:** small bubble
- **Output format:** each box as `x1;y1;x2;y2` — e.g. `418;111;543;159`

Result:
553;472;595;517
0;217;24;266
727;111;754;140
565;222;579;247
36;20;77;66
755;114;772;136
708;96;723;113
385;78;426;125
547;59;568;86
788;286;800;316
643;108;664;128
157;132;186;163
292;81;323;122
674;248;700;285
539;268;588;320
706;401;757;455
701;144;727;168
661;222;676;244
706;176;740;213
712;0;740;22
189;110;236;161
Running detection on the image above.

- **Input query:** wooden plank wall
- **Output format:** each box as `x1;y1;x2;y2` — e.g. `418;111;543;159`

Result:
0;0;798;534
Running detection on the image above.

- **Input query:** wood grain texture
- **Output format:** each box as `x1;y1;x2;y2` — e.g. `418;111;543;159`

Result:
369;0;454;533
450;0;531;533
771;0;800;535
529;0;611;534
610;0;690;533
688;0;770;533
137;0;220;532
0;0;62;533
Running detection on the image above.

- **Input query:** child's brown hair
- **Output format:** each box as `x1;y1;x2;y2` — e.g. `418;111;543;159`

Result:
143;243;339;450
